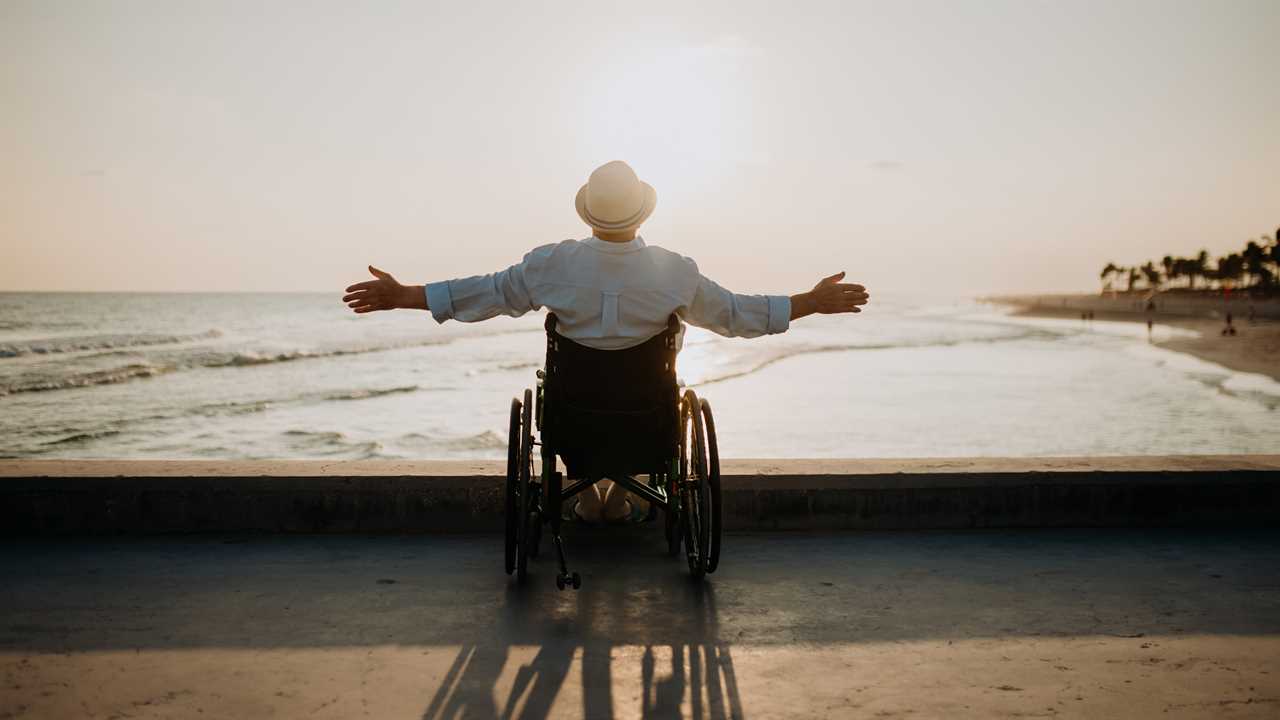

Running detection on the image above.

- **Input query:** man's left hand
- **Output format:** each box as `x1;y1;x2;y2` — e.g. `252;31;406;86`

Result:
343;266;426;313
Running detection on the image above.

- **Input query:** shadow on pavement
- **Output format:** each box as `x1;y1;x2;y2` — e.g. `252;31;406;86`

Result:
422;564;745;719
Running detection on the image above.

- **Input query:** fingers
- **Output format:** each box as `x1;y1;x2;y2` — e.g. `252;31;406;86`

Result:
344;283;385;313
347;295;383;309
813;281;870;314
345;280;378;293
368;265;391;280
349;298;385;313
822;271;846;285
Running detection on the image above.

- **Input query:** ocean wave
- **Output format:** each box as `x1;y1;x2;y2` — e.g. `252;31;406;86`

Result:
325;385;419;401
0;321;547;395
284;429;345;440
2;384;428;456
41;429;122;445
0;362;175;395
692;329;1053;386
187;399;272;416
444;430;507;450
0;341;439;396
280;429;388;458
397;429;508;451
0;329;222;358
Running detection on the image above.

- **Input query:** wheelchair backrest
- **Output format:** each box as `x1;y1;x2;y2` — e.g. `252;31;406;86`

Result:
542;312;681;414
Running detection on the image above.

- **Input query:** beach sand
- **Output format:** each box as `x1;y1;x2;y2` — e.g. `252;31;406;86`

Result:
1006;305;1280;383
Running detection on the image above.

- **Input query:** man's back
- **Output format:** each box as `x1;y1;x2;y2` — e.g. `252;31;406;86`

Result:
425;235;791;350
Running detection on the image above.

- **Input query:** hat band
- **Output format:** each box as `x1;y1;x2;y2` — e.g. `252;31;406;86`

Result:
583;198;647;229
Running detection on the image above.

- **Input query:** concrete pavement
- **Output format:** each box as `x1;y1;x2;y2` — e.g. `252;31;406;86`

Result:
3;527;1280;718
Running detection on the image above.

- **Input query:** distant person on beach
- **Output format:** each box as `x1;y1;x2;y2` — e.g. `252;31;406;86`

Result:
1222;312;1237;337
341;160;870;522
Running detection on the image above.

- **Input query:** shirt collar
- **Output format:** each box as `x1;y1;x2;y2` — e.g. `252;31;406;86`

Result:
584;235;647;254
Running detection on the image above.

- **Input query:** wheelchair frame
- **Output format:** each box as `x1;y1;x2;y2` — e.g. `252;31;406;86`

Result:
504;314;722;590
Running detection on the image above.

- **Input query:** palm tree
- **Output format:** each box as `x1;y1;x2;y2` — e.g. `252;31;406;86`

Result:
1127;267;1140;292
1099;262;1119;291
1141;261;1160;289
1193;250;1209;290
1243;240;1273;288
1171;258;1191;289
1161;255;1174;286
1216;253;1244;288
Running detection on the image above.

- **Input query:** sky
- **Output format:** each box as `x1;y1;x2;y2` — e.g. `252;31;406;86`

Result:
2;0;1278;296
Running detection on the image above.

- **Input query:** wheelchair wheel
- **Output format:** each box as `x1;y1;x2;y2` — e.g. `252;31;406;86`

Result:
700;398;723;574
680;390;711;578
504;398;520;575
516;388;535;582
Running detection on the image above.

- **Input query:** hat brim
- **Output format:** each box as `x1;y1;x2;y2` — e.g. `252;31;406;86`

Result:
575;182;657;232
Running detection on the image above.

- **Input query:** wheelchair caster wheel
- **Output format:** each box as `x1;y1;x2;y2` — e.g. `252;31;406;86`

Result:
556;572;582;591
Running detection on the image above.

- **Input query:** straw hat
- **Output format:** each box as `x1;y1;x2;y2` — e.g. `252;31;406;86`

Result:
575;161;657;232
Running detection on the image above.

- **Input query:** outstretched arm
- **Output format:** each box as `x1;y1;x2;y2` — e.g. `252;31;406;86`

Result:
788;271;869;321
343;250;543;322
686;267;869;338
343;266;427;313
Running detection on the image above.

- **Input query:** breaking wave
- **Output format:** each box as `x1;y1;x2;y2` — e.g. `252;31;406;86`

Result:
0;326;542;395
324;385;419;401
280;430;387;458
442;430;507;450
1;363;175;395
0;330;223;357
42;429;122;446
691;328;1056;386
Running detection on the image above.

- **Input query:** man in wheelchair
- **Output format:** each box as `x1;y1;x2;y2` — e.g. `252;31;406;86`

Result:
343;160;869;588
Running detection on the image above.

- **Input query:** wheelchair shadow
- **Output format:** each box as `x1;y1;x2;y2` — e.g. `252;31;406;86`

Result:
422;529;745;719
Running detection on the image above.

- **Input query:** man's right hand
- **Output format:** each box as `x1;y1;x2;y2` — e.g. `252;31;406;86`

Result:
343;266;427;314
790;271;869;320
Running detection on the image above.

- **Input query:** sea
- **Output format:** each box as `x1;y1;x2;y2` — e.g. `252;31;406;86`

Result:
2;292;1277;460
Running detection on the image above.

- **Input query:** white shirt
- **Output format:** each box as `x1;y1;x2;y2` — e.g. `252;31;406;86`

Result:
424;236;791;349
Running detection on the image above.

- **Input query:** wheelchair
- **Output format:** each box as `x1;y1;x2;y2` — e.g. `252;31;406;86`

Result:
504;313;722;590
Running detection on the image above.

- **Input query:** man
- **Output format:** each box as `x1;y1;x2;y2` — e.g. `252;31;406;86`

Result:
343;160;869;520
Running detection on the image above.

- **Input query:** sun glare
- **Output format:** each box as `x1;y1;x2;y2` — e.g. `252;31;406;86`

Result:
581;39;761;202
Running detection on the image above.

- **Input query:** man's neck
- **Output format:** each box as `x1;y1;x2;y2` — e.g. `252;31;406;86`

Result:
592;228;637;243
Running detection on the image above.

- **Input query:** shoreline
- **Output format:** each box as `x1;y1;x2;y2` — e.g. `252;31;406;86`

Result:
995;298;1280;383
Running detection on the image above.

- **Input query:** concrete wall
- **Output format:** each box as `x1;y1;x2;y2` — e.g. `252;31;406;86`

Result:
4;457;1278;534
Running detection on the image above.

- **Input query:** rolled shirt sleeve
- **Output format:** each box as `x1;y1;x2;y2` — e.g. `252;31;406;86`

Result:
686;268;790;338
424;282;455;324
423;246;551;324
